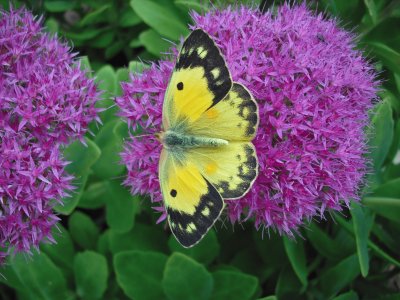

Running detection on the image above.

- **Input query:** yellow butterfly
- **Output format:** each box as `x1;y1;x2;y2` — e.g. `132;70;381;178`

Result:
157;29;259;248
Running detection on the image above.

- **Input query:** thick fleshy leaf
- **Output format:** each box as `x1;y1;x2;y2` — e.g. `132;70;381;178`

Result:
74;251;108;300
41;224;75;275
44;0;76;12
167;229;219;265
11;252;69;300
105;180;139;233
109;223;168;254
94;65;118;124
57;139;101;214
139;29;171;57
130;0;189;40
210;270;258;300
78;181;107;209
69;211;100;250
162;253;213;300
92;120;128;179
115;251;168;300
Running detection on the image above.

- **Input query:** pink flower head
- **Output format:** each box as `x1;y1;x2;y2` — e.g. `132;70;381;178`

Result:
0;7;100;261
116;4;378;234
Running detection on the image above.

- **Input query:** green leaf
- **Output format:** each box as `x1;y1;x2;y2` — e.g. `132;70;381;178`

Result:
369;99;394;172
90;30;116;48
11;252;69;300
96;64;117;95
97;229;111;256
69;211;100;250
66;28;103;41
167;229;219;265
80;5;111;26
130;0;189;40
275;265;303;299
115;251;168;300
129;38;142;48
333;290;359;300
41;224;75;274
367;42;400;74
174;0;209;12
364;18;400;51
57;139;101;214
372;178;400;197
253;231;286;269
119;9;142;27
363;0;378;24
92;120;128;179
351;202;374;277
283;237;308;287
74;251;108;300
257;297;277;300
79;56;92;73
318;254;360;298
44;0;76;12
105;40;125;60
162;253;213;300
306;222;342;259
109;223;168;254
78;181;107;209
105;180;139;233
45;18;59;34
139;29;171;57
128;60;149;74
335;213;400;268
64;139;101;177
116;67;130;86
363;195;400;223
210;270;258;300
94;65;118;124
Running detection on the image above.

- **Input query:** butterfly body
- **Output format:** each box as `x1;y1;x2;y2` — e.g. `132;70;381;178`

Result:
158;29;259;248
159;130;228;150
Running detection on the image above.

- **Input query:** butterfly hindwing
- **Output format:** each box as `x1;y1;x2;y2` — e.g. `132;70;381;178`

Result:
163;29;232;128
187;142;258;199
158;149;224;248
188;83;259;141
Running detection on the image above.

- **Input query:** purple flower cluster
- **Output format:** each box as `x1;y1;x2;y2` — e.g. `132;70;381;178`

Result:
117;4;378;233
0;7;100;262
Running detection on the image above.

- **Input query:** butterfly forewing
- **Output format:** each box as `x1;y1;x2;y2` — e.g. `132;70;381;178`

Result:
188;83;259;141
163;29;232;129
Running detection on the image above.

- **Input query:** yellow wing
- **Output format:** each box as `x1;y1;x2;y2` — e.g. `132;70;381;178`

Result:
158;149;224;248
188;83;259;141
162;29;232;129
187;142;258;200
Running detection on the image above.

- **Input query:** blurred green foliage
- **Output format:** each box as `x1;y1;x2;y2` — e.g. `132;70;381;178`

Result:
0;0;400;299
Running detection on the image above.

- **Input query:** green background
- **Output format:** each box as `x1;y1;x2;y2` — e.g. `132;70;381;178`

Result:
0;0;400;299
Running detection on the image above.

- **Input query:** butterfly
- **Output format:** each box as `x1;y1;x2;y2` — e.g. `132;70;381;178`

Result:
157;29;259;248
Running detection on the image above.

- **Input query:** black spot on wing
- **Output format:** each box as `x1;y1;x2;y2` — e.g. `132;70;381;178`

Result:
170;189;177;197
176;29;231;108
167;178;223;248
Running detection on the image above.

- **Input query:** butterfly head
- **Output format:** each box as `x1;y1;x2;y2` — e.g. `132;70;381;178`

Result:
155;131;165;143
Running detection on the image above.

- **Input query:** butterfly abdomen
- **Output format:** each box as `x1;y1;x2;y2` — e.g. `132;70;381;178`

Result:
163;130;228;149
